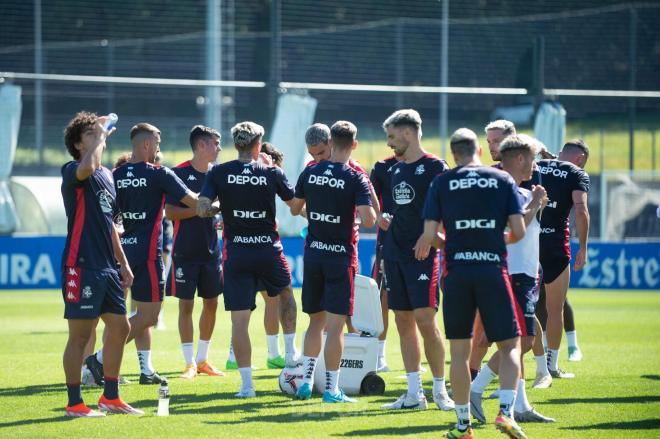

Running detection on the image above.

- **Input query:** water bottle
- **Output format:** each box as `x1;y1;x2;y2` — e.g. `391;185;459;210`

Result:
103;113;118;132
156;379;170;416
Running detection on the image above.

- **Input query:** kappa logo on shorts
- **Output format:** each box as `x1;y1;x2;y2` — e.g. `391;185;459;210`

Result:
67;279;77;288
418;273;430;281
82;286;92;299
68;268;78;276
176;267;184;278
414;164;425;175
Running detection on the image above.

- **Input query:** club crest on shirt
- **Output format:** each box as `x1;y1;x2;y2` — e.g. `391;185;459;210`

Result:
96;189;114;214
414;164;425;175
393;181;415;205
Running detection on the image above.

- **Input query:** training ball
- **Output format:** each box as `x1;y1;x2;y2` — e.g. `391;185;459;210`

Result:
278;365;304;395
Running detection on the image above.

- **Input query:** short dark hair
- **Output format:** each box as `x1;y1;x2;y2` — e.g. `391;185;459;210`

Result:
330;120;357;150
63;111;98;160
450;128;479;157
130;123;160;141
562;139;590;158
260;142;284;167
189;125;221;150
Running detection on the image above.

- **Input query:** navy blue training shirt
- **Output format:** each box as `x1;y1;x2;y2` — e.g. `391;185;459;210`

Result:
61;162;117;270
423;165;524;271
295;160;372;265
200;159;294;250
166;161;220;262
370;155;398;244
537;159;589;245
383;154;449;261
113;161;190;264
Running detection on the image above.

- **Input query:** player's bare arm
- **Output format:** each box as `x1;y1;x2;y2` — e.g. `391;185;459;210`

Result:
180;191;199;209
111;223;133;290
357;204;376;228
572;190;590;271
165;203;197;221
75;115;113;181
523;185;548;226
506;213;526;244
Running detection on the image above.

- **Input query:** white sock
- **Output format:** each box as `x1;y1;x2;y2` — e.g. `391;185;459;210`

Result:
137;350;155;375
542;331;548;350
325;369;340;394
238;367;253;392
498;388;516;417
302;356;317;386
228;342;236;362
406;371;422;397
471;364;497;394
181;342;195;366
267;334;280;359
548;349;560;371
95;349;103;365
196;339;210;364
535;355;549;376
566;330;578;348
515;379;532;412
378;340;386;358
432;376;448;397
284;333;297;356
455;404;471;431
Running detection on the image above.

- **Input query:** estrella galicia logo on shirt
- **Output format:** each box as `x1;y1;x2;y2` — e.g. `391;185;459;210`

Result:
393;181;415;205
96;189;114;214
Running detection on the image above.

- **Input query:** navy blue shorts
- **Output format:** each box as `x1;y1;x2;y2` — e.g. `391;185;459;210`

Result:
442;264;522;342
302;259;356;316
166;257;223;300
223;246;291;311
539;242;570;284
131;259;165;303
384;256;439;311
510;273;539;337
62;266;126;319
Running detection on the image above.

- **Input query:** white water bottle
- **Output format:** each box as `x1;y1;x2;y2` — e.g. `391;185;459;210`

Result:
157;379;170;416
103;113;118;132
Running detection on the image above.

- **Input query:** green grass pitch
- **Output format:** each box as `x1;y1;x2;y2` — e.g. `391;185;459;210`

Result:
0;289;658;438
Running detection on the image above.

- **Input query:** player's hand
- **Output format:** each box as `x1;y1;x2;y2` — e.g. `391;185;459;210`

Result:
539;146;556;160
119;263;134;290
378;213;392;231
413;234;433;261
96;115;116;139
531;185;548;210
257;152;273;167
573;247;587;271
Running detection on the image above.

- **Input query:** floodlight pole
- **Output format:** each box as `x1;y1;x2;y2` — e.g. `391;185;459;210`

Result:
439;0;449;158
206;0;222;132
269;0;282;124
34;0;43;166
